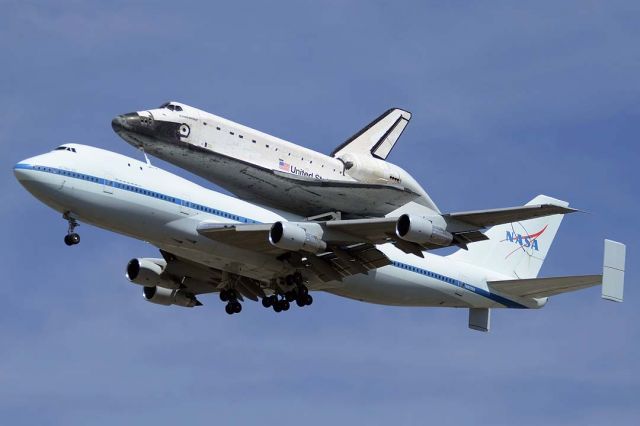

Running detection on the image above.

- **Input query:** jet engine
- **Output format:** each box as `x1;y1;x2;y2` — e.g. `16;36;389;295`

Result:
126;258;179;290
142;286;201;308
269;222;327;253
396;214;453;246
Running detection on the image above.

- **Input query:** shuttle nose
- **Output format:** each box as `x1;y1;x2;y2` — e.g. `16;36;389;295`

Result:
111;112;141;133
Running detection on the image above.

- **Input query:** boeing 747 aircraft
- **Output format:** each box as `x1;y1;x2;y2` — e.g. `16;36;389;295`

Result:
14;144;625;331
112;102;436;218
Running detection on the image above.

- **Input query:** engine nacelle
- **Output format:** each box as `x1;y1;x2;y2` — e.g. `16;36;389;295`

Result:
126;258;179;289
269;222;327;253
142;286;200;308
396;214;453;246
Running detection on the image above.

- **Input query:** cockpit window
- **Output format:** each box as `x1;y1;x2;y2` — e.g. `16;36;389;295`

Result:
54;146;77;153
159;102;183;112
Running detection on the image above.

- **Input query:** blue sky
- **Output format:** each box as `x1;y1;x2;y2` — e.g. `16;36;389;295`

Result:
1;1;638;424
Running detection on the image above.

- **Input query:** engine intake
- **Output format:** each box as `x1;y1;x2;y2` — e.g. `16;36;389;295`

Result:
396;214;453;246
269;222;327;253
126;258;178;289
143;286;200;308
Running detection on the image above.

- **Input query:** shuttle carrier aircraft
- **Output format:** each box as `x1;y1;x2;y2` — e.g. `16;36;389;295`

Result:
14;144;626;331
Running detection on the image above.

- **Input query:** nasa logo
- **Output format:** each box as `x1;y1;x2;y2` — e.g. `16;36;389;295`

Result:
505;225;547;252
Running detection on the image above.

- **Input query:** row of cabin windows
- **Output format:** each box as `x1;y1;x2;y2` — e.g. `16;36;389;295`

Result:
207;125;339;173
182;201;250;222
394;262;458;285
34;165;252;223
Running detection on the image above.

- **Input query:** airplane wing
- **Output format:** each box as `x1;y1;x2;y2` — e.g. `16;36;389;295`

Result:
196;202;576;281
196;222;391;282
443;203;577;231
158;250;268;301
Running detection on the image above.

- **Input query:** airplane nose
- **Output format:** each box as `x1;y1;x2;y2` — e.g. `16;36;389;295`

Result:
13;162;31;182
111;112;140;133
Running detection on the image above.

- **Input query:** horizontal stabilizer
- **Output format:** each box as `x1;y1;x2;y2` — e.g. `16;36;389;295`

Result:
488;275;602;299
488;239;626;301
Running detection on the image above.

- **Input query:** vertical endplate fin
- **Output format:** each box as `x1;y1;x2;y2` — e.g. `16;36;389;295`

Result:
468;308;491;332
602;239;626;302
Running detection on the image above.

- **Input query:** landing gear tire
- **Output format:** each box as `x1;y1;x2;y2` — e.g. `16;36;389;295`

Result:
262;297;272;308
220;290;229;302
281;300;290;311
285;291;296;302
233;302;242;313
305;295;313;306
225;303;234;315
273;303;282;313
64;233;80;246
296;297;306;307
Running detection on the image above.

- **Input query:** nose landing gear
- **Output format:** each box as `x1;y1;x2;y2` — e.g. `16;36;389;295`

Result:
63;212;80;246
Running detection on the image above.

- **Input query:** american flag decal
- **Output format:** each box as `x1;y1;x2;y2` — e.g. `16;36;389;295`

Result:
278;159;290;172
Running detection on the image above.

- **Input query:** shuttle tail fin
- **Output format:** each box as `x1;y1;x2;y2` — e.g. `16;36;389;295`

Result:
331;108;411;160
448;195;568;279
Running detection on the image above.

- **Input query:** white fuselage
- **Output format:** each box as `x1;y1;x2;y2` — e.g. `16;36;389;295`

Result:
112;102;439;218
14;144;542;310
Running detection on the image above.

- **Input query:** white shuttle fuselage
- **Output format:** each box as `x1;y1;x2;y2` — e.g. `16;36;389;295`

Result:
112;102;437;218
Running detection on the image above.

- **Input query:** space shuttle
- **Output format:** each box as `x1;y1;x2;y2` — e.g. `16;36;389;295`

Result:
111;102;438;219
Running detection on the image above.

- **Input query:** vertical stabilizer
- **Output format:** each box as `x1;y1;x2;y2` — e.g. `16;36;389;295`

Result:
449;195;568;279
331;108;411;160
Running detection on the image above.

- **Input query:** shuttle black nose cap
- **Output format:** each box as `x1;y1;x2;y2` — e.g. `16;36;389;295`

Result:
111;112;139;133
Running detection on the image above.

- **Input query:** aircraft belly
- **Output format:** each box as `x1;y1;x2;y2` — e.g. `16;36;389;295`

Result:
327;267;470;307
142;142;417;218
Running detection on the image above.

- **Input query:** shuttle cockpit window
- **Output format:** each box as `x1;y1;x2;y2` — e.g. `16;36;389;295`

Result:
159;102;183;112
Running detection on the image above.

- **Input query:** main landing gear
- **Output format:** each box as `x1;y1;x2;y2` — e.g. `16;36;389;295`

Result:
219;288;242;315
63;212;80;246
261;272;313;313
